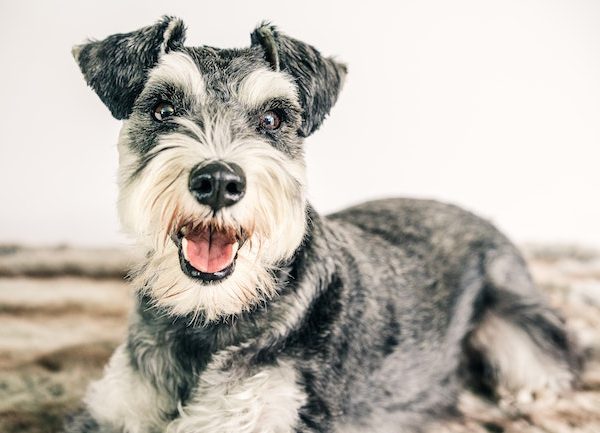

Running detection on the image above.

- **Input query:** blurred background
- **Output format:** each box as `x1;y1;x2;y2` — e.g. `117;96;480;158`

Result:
2;2;600;432
1;0;599;248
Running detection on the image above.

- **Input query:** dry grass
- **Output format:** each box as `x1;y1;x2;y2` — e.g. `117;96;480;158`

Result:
0;244;599;432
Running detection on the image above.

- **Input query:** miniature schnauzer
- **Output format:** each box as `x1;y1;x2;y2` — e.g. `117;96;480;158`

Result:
67;16;578;433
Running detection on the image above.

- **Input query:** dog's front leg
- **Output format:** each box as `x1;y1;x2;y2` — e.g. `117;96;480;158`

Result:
165;357;307;433
64;344;174;433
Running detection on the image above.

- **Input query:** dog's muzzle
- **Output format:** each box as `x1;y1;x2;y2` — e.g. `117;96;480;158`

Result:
188;161;246;211
175;161;247;282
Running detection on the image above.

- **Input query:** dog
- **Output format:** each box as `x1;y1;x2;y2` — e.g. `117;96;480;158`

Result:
66;16;578;433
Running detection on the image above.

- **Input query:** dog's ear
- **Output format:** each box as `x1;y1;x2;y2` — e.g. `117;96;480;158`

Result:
72;16;187;120
251;24;347;137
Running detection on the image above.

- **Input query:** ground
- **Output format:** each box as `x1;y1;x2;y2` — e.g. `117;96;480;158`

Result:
0;244;599;433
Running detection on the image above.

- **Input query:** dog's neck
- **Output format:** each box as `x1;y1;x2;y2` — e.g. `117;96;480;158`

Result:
126;205;338;401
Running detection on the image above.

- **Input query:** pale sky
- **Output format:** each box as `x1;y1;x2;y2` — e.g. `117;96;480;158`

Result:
1;0;599;248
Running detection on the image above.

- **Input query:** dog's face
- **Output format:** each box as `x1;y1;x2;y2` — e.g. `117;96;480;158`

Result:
73;17;346;320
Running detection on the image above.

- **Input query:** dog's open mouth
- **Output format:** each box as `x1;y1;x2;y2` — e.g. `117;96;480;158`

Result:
175;224;246;282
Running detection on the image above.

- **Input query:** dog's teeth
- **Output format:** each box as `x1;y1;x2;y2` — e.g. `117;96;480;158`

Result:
180;226;189;236
182;237;189;261
232;241;240;256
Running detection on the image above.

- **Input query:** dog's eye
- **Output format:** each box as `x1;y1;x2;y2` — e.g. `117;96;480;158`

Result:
259;111;281;131
153;101;175;121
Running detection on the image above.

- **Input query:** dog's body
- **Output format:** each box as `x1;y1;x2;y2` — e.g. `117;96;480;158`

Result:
67;17;577;433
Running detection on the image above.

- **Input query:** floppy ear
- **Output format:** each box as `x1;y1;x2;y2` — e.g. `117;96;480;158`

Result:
72;16;186;120
251;24;347;137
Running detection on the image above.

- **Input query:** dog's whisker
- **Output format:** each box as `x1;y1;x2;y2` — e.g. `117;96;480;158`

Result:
157;282;179;299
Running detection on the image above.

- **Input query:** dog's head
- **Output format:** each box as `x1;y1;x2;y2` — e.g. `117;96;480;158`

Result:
73;16;346;320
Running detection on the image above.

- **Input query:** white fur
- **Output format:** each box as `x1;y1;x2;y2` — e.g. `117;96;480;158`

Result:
118;109;307;320
471;313;573;400
118;51;306;320
85;344;172;433
161;19;183;55
236;68;298;107
166;355;306;433
147;51;206;102
86;346;306;433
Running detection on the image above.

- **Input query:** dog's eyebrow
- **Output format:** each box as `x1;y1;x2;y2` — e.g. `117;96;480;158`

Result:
236;68;298;108
146;51;206;101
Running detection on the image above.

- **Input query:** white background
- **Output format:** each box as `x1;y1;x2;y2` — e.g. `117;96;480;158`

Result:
1;0;599;248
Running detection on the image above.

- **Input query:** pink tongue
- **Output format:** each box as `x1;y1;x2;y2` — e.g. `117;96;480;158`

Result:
185;230;235;274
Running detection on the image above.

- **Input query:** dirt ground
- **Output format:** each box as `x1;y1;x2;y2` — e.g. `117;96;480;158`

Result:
0;245;599;433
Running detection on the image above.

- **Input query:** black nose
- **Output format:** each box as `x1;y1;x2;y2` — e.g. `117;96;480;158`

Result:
188;162;246;210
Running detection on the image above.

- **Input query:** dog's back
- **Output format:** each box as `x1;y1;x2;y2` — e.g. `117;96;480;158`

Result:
293;198;577;430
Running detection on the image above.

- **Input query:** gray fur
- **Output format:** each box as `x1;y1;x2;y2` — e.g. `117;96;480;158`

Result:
74;16;186;120
125;44;306;159
67;17;578;433
251;24;347;136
